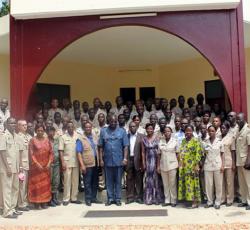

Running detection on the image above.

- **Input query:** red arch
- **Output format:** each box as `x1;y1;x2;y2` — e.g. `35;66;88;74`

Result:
10;7;246;118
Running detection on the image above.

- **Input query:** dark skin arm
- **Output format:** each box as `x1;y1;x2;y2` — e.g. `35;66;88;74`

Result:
141;142;146;171
99;146;104;167
122;146;128;166
231;150;236;171
77;153;86;174
59;150;66;171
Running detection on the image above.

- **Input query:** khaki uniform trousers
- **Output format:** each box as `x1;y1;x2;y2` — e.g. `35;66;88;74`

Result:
0;175;3;212
63;167;79;202
221;168;235;204
161;169;177;204
0;172;19;217
237;166;250;205
18;170;29;208
205;170;223;206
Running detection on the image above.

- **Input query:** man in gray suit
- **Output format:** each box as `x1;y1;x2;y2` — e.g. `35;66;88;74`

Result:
126;122;144;204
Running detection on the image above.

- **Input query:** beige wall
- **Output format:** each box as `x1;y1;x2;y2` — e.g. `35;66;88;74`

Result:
0;54;10;101
39;57;216;106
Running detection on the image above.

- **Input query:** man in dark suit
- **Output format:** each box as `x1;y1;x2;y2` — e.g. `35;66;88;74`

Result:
126;121;144;204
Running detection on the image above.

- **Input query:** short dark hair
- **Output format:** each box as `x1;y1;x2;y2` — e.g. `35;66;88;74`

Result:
145;123;154;129
35;123;45;131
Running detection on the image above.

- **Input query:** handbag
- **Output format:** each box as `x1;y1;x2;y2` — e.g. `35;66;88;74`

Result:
244;152;250;170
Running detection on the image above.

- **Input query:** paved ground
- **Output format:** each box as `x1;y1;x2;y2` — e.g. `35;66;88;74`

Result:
1;192;250;228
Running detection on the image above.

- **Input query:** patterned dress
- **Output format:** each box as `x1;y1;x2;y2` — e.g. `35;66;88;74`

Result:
143;137;164;205
178;137;203;202
28;137;53;203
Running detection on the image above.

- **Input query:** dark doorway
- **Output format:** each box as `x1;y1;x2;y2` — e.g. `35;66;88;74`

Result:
120;88;136;104
140;87;155;102
35;83;70;107
205;80;227;110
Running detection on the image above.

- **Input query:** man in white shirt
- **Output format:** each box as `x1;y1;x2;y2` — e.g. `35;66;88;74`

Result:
0;98;10;132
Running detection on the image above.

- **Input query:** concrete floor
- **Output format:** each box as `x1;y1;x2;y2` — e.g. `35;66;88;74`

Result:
1;191;250;226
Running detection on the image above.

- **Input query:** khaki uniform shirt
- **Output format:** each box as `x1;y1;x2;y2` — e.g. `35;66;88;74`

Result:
62;108;74;119
221;134;236;169
204;138;224;171
215;128;222;140
18;132;32;170
53;122;63;131
58;132;79;168
229;124;239;138
236;123;250;166
158;137;178;172
0;130;24;173
0;109;10;132
110;106;126;116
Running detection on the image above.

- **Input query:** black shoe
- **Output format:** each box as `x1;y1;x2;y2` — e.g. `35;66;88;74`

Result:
49;200;57;207
116;200;122;206
92;199;102;204
226;203;233;207
204;204;213;208
52;193;61;206
54;199;61;206
162;203;170;207
214;205;220;209
238;203;247;207
171;203;177;207
5;214;18;219
105;200;113;206
18;207;30;211
246;205;250;210
71;200;82;204
41;204;48;209
86;201;92;206
63;201;70;206
125;199;134;204
13;210;23;215
135;199;143;204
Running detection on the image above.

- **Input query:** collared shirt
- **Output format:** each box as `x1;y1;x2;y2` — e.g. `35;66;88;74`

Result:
62;108;74;119
221;133;236;169
18;132;32;170
174;130;185;147
129;132;137;157
99;126;129;167
76;127;84;135
0;108;10;132
158;137;178;171
110;106;126;116
53;122;63;131
229;124;239;138
236;123;250;166
58;132;79;168
204;138;224;171
0;129;24;173
215;128;222;140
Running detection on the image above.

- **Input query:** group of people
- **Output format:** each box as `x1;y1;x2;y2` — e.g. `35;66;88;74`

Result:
0;93;250;219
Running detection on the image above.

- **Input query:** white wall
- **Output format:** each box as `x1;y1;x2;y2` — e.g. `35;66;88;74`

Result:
11;0;240;19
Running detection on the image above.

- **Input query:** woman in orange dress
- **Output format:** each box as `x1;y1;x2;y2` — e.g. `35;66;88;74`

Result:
28;124;53;209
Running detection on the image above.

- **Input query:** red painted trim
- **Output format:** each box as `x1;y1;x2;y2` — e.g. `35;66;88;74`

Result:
9;9;246;118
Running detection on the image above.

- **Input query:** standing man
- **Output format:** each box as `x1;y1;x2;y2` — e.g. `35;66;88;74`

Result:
99;115;129;206
0;98;10;132
77;122;101;206
228;111;239;138
110;96;126;116
59;121;81;206
236;113;250;210
0;117;23;218
17;120;32;211
126;122;144;204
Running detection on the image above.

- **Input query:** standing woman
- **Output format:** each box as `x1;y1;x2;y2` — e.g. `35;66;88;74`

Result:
204;125;224;209
157;126;178;207
142;123;164;205
178;125;203;208
28;124;53;209
220;121;236;206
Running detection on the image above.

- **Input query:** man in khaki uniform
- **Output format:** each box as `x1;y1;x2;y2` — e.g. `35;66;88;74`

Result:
59;121;81;206
0;117;23;218
17;120;32;211
236;113;250;210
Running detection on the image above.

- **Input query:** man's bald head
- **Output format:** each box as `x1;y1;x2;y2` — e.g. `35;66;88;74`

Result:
236;112;246;129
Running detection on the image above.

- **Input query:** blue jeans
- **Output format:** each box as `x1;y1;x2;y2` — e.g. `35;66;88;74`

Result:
105;166;123;202
83;165;99;202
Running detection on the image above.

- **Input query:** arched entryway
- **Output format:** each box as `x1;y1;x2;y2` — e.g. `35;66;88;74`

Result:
10;8;246;118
